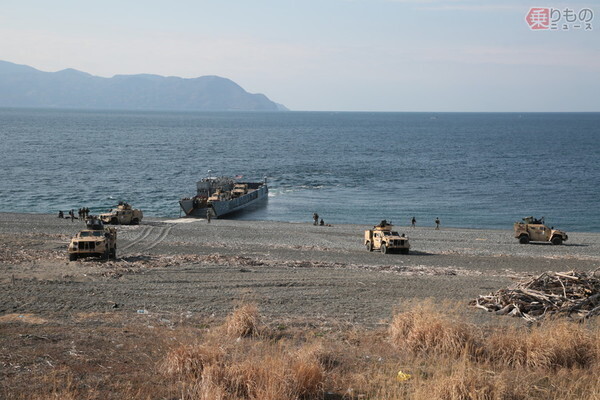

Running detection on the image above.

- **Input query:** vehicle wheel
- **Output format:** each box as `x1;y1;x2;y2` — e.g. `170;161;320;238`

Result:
551;236;563;245
366;242;373;252
69;253;77;261
102;249;109;260
131;218;139;225
401;248;409;255
519;235;530;244
111;217;118;225
110;249;117;259
381;244;387;254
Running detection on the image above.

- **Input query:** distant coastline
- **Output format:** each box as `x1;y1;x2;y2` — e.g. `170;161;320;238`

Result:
0;60;287;112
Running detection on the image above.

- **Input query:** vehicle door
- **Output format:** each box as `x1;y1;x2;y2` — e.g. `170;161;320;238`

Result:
373;232;382;249
121;210;132;223
529;225;546;241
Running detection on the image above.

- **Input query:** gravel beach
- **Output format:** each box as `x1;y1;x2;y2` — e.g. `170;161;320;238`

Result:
1;212;600;325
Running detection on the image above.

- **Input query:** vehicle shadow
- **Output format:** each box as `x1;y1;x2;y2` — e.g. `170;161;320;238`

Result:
527;242;588;247
378;250;435;256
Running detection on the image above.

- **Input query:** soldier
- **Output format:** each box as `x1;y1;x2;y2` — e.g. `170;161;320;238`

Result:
313;213;319;226
435;217;440;230
58;210;64;218
411;216;416;228
319;218;324;226
206;209;211;223
69;209;74;222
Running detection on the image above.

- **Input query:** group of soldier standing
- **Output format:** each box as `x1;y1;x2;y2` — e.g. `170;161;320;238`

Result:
78;208;91;220
57;207;91;222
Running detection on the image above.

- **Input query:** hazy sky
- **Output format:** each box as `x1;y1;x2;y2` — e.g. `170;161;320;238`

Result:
1;0;598;111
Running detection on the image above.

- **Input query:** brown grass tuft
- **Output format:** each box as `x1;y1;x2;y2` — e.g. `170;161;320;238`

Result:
168;346;324;400
225;304;262;338
486;320;596;369
162;309;325;400
412;363;527;400
389;303;480;358
162;344;224;380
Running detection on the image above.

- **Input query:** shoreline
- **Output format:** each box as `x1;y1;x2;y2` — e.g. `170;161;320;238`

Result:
2;211;599;235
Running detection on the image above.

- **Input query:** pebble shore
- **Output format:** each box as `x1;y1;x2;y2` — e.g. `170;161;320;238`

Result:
1;212;599;325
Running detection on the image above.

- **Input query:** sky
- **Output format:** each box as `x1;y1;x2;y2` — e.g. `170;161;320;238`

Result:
1;0;599;111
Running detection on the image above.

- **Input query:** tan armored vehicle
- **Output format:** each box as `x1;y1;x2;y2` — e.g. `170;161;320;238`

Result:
513;216;568;245
231;183;248;198
364;220;410;254
99;202;143;225
68;218;117;261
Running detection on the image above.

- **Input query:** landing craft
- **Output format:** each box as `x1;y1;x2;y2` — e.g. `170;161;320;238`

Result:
179;175;268;218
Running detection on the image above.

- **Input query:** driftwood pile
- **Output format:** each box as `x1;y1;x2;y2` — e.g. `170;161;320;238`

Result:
472;270;600;321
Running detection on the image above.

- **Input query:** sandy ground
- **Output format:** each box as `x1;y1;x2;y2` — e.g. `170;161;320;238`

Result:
1;212;600;326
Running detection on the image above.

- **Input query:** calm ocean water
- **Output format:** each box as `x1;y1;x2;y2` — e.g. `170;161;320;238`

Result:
0;109;598;232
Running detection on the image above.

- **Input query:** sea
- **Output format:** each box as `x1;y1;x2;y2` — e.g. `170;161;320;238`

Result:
0;109;598;232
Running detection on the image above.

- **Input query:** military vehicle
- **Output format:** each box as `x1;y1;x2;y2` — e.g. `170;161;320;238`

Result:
513;216;568;245
364;220;410;254
67;217;117;261
99;202;143;225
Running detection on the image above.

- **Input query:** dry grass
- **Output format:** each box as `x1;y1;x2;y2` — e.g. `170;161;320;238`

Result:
163;318;326;400
411;363;527;400
224;303;262;338
162;344;224;380
485;320;596;369
6;301;600;400
389;301;481;358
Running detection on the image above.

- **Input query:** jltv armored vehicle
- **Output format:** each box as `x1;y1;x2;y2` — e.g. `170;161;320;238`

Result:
513;216;568;245
67;217;117;261
99;202;143;225
364;220;410;254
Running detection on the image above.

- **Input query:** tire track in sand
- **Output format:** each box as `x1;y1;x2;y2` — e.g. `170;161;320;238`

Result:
120;225;154;252
146;225;174;250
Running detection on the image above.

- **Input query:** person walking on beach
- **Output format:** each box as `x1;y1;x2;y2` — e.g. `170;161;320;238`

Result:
435;217;440;230
411;216;416;228
313;213;319;226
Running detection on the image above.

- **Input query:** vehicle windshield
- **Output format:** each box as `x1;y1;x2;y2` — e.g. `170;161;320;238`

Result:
80;231;104;237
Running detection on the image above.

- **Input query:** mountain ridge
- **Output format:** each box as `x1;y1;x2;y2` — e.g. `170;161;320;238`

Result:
0;60;287;111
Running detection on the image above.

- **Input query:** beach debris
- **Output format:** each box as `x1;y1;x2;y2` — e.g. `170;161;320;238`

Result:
471;270;600;321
